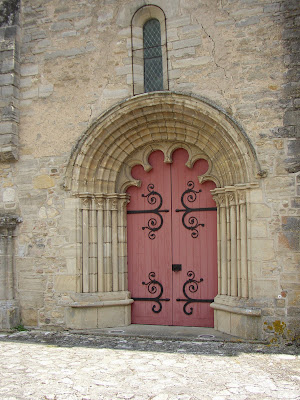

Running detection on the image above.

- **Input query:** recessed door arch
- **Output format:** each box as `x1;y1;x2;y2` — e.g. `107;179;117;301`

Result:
127;148;218;327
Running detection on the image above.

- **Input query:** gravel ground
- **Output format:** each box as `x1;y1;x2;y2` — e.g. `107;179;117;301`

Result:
0;330;299;400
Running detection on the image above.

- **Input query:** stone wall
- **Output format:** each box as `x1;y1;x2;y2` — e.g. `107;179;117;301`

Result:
0;0;20;161
0;0;298;340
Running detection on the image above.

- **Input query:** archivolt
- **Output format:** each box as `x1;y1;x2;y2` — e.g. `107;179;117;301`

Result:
65;92;262;194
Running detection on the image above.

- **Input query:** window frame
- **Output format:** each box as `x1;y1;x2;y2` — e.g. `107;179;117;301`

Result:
131;5;169;95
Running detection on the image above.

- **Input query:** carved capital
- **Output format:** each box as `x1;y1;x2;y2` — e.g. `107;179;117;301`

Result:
81;197;91;210
227;192;236;206
237;190;246;205
94;195;105;210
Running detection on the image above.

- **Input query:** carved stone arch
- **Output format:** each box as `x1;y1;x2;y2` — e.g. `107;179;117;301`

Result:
65;92;263;194
65;92;265;339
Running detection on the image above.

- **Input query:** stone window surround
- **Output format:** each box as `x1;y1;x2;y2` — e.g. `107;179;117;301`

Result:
63;92;266;339
131;5;168;95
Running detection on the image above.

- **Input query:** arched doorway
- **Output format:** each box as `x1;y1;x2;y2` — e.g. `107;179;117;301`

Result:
64;92;264;339
127;148;217;327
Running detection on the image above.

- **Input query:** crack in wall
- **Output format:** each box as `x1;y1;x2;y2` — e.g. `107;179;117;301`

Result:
197;18;229;80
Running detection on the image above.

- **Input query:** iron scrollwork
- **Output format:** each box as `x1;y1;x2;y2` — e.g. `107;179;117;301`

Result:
132;272;170;313
127;183;169;239
175;181;217;238
176;271;214;315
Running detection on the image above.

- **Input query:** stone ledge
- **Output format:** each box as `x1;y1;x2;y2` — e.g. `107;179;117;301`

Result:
211;302;261;317
67;299;134;308
60;291;133;309
211;294;262;317
0;144;18;161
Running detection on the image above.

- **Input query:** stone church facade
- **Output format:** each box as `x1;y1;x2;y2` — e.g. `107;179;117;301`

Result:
0;0;299;341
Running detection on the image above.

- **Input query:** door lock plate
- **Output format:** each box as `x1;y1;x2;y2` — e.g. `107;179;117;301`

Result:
172;264;182;272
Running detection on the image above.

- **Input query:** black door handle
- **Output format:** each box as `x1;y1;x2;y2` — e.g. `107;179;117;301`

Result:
172;264;182;272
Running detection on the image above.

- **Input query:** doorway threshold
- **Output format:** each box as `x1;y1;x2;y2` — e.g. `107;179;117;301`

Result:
74;325;242;343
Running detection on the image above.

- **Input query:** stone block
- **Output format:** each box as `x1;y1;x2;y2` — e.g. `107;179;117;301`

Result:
3;188;15;202
0;301;20;329
214;309;231;334
22;308;38;326
251;239;275;260
172;37;201;50
74;18;92;30
250;203;271;218
284;109;300;127
0;133;18;145
167;16;191;29
278;232;299;251
55;275;77;292
19;291;44;308
169;47;196;58
252;279;278;298
102;88;130;99
21;87;38;99
33;175;55;189
250;221;268;238
65;307;98;329
172;56;211;69
97;304;131;328
230;313;260;340
51;21;73;31
236;16;260;27
19;276;45;291
20;64;38;76
0;73;14;85
38;84;53;98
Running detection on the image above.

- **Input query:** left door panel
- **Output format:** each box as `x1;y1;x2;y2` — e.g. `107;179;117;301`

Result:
127;151;173;325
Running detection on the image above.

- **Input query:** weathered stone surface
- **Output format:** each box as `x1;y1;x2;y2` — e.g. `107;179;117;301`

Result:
0;0;297;341
33;175;55;189
0;331;299;399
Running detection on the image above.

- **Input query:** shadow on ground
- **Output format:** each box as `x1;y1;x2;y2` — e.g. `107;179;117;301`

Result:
0;329;299;357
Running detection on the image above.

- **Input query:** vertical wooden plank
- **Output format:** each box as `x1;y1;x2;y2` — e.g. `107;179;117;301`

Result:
118;196;129;291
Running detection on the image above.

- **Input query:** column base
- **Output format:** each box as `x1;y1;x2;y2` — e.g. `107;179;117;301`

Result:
211;295;262;340
63;291;133;329
0;300;20;330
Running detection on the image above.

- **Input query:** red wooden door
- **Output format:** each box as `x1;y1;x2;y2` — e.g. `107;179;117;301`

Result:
127;149;217;327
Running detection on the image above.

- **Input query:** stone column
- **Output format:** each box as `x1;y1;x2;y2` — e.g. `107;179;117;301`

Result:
65;194;132;329
211;184;263;340
229;192;238;297
79;193;130;294
0;214;21;329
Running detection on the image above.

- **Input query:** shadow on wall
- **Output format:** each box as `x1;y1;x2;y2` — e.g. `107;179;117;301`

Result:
0;0;20;27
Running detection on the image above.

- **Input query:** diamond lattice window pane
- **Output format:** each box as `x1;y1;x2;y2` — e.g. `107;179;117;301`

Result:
143;19;163;92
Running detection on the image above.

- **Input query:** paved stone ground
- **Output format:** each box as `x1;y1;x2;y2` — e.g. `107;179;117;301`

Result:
0;330;299;400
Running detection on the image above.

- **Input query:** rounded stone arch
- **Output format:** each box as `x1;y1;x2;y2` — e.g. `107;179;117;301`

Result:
65;92;262;194
64;92;265;339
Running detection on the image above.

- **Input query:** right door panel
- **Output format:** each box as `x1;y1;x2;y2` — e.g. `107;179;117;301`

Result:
171;149;218;327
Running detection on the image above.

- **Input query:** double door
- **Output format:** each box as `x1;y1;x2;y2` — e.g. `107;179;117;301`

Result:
127;149;217;327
